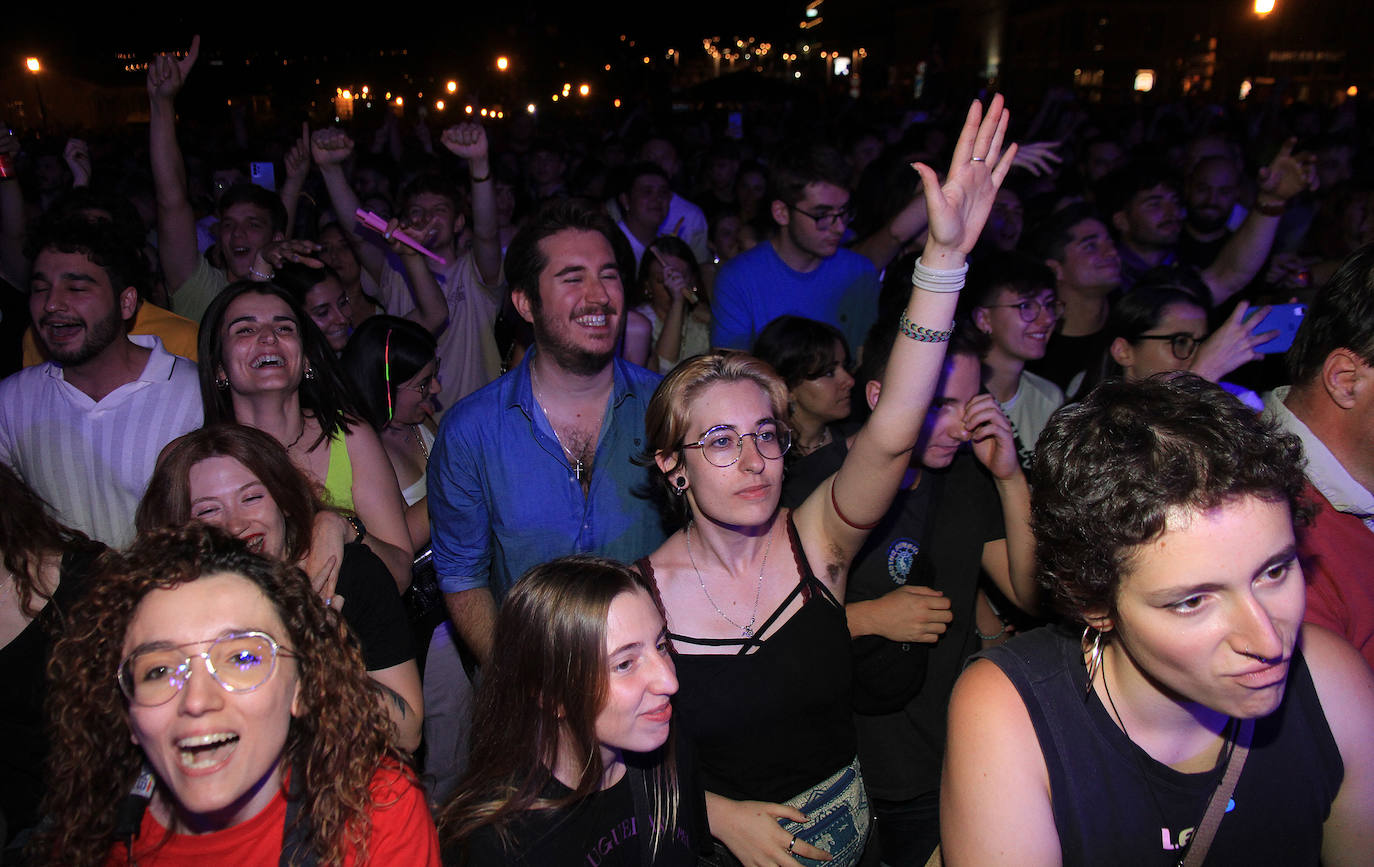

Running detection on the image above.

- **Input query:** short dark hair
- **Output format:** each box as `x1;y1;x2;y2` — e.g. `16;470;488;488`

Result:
962;251;1057;309
1095;161;1182;225
217;183;288;235
340;315;438;430
273;262;340;306
1030;375;1309;623
618;161;670;199
27;216;147;302
398;172;460;214
1028;202;1106;263
1287;243;1374;385
504;199;633;314
768;144;850;210
1084;283;1205;389
752;315;850;389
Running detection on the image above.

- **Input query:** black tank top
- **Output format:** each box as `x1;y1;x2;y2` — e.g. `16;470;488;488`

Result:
979;626;1343;866
638;514;856;803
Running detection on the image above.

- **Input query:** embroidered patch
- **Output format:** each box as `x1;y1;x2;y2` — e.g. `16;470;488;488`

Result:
887;539;919;585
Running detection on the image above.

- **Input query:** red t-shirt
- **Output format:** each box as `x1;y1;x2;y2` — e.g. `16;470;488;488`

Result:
105;765;439;865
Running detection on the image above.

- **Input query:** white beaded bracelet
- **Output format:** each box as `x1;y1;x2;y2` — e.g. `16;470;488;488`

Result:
911;257;969;293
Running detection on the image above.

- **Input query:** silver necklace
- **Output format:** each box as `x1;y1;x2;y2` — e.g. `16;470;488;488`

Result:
685;520;772;638
531;368;587;482
411;424;429;463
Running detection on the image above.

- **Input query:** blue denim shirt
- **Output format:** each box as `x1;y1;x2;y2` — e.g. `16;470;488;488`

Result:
428;350;666;601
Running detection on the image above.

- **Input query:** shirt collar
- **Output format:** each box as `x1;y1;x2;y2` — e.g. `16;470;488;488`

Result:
1265;386;1374;518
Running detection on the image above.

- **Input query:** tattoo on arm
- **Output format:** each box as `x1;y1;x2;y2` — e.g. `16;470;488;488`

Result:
378;683;411;718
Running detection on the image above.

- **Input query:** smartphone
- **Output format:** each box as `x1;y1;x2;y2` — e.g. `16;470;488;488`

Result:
250;161;276;192
1251;303;1306;354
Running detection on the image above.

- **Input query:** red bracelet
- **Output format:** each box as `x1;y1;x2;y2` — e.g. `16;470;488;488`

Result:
831;478;881;530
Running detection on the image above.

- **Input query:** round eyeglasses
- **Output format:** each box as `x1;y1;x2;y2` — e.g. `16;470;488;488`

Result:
1134;332;1201;361
981;297;1066;323
682;421;792;468
117;631;294;707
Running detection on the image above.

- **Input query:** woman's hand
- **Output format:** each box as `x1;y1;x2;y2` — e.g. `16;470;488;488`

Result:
1189;301;1272;383
912;95;1018;262
302;511;348;599
252;239;325;278
707;793;832;866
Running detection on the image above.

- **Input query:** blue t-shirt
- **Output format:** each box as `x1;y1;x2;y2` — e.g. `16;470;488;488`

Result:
428;350;666;600
710;241;879;353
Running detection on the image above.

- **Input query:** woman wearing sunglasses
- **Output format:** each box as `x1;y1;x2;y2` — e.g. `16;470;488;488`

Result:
35;524;439;866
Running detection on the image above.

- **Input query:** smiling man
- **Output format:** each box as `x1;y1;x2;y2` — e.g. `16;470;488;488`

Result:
0;218;201;546
711;145;880;352
429;199;666;669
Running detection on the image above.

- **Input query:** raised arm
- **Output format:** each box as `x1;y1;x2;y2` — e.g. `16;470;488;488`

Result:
441;122;502;288
147;36;203;293
312;128;387;282
280;122;311;238
795;96;1017;573
1201;139;1316;305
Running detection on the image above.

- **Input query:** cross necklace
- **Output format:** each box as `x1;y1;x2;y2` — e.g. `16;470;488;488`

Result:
532;367;590;483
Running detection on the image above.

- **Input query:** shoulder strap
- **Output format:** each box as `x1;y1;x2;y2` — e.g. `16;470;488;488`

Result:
280;769;317;867
1180;717;1254;867
627;764;654;866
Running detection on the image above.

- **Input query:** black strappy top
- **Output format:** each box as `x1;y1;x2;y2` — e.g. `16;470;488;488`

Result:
637;514;856;803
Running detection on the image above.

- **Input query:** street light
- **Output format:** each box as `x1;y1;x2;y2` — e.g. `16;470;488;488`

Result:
25;57;41;73
496;56;509;72
579;83;590;97
1254;0;1275;14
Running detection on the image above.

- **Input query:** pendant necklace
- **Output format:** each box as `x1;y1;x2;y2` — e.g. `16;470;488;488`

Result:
685;519;772;638
531;368;586;482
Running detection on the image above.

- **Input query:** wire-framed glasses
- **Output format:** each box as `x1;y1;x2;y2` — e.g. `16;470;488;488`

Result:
682;421;792;468
117;631;294;707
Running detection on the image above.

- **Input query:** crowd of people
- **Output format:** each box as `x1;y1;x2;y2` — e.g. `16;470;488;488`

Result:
0;31;1372;867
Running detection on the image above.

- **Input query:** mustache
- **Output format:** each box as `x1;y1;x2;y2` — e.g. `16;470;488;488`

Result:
39;314;82;327
572;303;618;318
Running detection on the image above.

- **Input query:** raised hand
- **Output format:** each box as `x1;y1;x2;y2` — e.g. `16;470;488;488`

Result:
1258;137;1318;204
146;35;200;102
441;122;489;163
284;122;312;183
311;127;355;167
1189;300;1273;382
64;138;91;187
912;95;1017;259
252;238;325;277
1010;140;1063;177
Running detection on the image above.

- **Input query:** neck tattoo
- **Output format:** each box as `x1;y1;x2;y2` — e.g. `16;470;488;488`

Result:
685;519;772;638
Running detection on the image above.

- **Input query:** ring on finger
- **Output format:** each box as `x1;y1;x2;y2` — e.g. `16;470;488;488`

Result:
971;156;986;162
788;835;797;853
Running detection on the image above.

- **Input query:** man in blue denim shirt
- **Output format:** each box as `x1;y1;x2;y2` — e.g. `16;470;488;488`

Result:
429;200;665;667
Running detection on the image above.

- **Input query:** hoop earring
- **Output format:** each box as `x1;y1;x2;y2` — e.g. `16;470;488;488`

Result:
215;375;230;390
1082;625;1105;699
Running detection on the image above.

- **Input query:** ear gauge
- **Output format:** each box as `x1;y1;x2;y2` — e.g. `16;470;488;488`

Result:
675;476;687;489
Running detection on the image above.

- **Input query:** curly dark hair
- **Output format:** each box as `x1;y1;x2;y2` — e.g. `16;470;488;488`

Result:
1029;375;1309;624
34;524;402;866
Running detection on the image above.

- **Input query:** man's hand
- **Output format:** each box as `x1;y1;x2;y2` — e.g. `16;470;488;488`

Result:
1010;141;1063;177
284;122;312;184
864;585;953;643
311;128;355;168
146;35;200;102
64;139;92;187
964;393;1019;481
1258;137;1318;205
252;239;324;278
441;122;490;163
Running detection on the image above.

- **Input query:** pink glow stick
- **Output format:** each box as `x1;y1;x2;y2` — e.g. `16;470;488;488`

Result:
354;209;447;265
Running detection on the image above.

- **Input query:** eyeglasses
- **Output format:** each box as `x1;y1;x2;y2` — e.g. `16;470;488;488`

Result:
1135;332;1201;360
788;203;856;231
400;360;441;394
682;421;792;468
981;298;1066;323
117;631;294;707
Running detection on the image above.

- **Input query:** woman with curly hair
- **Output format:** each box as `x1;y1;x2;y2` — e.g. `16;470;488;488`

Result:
135;424;423;752
33;523;439;866
438;555;707;865
941;376;1374;865
0;464;105;851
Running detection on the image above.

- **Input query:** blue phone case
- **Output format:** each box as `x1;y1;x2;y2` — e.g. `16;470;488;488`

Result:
1251;303;1305;354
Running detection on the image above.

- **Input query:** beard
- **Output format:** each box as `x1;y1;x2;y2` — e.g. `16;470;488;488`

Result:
40;307;126;367
530;304;618;377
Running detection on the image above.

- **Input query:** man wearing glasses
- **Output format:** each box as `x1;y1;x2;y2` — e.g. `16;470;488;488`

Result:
965;252;1066;469
710;145;879;353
